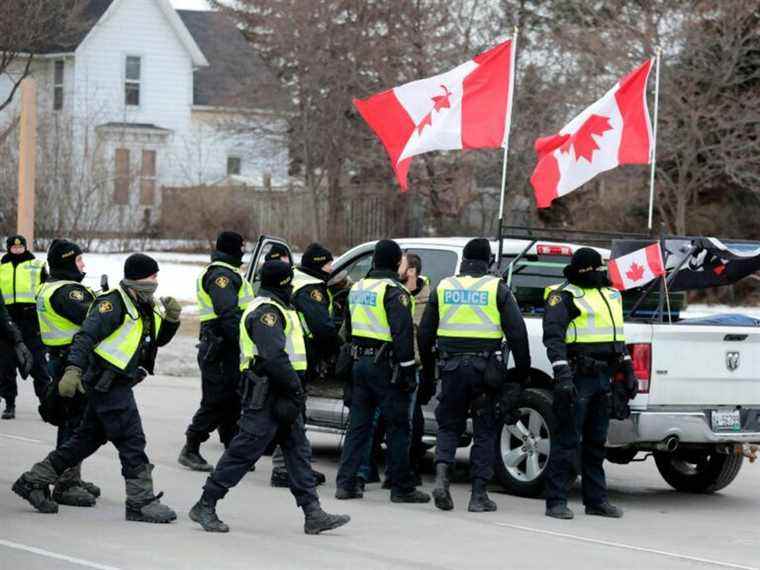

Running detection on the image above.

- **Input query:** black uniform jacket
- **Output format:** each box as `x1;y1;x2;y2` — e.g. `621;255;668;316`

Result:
243;287;302;397
419;259;531;379
292;265;340;359
67;286;179;379
0;294;22;344
344;269;415;367
201;251;246;349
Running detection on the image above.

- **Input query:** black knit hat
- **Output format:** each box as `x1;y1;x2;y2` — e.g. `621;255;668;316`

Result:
264;243;291;263
373;240;402;271
463;238;492;263
6;235;27;250
260;260;293;288
569;247;602;272
301;242;333;271
124;253;159;280
216;231;245;259
47;239;83;271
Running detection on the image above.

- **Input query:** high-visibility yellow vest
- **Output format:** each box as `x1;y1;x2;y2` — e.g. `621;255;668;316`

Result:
545;283;625;344
239;296;307;372
436;275;502;339
349;278;413;342
196;261;254;322
94;287;163;370
0;259;45;305
291;268;334;337
36;281;94;347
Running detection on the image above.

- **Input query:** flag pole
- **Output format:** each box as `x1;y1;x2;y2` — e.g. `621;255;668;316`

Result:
496;27;519;273
647;47;662;232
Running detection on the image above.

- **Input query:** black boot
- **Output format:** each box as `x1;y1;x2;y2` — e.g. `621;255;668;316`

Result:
12;459;60;514
53;464;97;507
585;502;623;518
546;503;575;520
125;464;177;523
335;486;363;500
303;502;351;535
270;468;290;488
178;437;213;472
468;479;497;513
432;463;453;511
189;494;229;533
390;489;431;503
2;402;15;420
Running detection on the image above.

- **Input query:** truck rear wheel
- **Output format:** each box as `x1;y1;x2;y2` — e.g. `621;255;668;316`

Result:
654;449;743;493
494;388;555;498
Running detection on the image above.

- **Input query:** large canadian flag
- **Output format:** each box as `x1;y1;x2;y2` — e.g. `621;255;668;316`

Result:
608;242;666;290
354;41;513;190
531;60;654;208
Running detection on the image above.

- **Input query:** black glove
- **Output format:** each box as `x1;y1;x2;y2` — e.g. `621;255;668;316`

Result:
622;361;639;399
273;390;304;426
552;364;577;421
14;341;33;379
397;365;417;393
130;367;148;388
417;368;436;405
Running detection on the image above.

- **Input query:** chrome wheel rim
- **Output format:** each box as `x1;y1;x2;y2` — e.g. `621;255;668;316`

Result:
501;407;550;483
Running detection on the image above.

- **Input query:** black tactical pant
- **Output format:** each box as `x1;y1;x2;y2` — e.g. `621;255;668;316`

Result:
336;355;416;494
544;369;611;509
186;338;241;447
435;354;498;483
48;355;87;450
204;404;319;508
47;382;150;479
0;307;50;406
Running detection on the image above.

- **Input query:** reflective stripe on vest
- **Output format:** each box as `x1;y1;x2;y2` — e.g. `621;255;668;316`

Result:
196;261;254;322
436;275;502;339
545;283;625;344
348;278;401;342
239;297;308;372
0;259;45;305
94;287;164;370
35;281;94;347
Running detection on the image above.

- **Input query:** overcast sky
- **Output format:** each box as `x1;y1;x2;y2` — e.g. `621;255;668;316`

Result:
169;0;210;9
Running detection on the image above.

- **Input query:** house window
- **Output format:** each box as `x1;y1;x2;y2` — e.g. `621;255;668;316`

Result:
114;148;130;205
125;56;141;107
140;150;156;205
227;156;241;176
53;60;64;111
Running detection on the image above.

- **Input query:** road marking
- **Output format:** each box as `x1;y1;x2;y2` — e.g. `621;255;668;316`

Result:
0;539;121;570
0;433;44;444
495;523;758;570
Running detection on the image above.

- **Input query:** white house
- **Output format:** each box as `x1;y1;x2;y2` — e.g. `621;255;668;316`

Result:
0;0;288;234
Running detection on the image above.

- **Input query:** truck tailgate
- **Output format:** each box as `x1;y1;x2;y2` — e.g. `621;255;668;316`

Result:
648;324;760;406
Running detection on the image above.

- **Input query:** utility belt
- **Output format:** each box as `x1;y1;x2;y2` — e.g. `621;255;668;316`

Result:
569;353;625;376
351;343;394;363
83;365;146;393
437;348;508;392
199;327;224;364
438;349;500;361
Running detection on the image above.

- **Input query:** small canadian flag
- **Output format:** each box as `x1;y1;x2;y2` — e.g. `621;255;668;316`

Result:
608;243;666;290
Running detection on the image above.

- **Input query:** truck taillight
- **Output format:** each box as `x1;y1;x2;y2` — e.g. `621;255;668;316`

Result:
537;244;573;256
628;343;652;393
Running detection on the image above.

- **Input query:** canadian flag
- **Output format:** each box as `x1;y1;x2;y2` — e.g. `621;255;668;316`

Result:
608;242;666;291
354;41;513;190
531;60;654;208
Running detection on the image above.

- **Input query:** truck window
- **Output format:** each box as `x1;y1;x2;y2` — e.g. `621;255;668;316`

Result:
405;249;458;289
343;253;373;284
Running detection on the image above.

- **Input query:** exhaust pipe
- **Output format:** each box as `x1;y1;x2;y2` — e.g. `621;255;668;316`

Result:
655;435;680;452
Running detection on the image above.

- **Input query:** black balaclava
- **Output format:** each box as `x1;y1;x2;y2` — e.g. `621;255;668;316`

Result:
47;239;85;282
122;253;160;305
264;243;292;264
564;247;610;288
260;260;294;305
215;231;245;267
372;240;402;272
300;242;333;280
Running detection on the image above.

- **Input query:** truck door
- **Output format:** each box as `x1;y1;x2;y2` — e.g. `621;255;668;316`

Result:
245;235;293;294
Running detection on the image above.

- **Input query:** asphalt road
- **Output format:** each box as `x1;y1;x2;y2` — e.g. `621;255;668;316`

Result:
1;376;759;570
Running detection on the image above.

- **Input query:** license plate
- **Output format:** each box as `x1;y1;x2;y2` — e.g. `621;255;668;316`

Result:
711;410;742;432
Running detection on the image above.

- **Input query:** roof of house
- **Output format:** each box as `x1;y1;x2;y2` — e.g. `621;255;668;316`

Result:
39;0;114;53
177;10;279;108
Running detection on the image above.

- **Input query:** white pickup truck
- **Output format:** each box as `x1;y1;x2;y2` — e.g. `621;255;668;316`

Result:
246;235;760;498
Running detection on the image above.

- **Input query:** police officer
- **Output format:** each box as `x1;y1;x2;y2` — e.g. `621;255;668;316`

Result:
420;238;531;512
179;231;254;471
0;289;33;400
189;260;350;535
12;254;182;523
0;234;50;418
542;248;636;520
36;239;100;507
335;239;430;504
270;243;338;487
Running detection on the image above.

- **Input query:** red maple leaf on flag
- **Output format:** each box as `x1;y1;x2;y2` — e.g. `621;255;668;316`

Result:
416;85;452;135
559;114;613;162
626;262;645;282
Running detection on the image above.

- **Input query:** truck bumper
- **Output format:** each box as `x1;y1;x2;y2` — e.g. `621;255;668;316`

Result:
608;410;760;446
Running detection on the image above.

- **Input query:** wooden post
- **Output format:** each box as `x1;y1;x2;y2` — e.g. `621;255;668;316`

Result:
17;78;37;244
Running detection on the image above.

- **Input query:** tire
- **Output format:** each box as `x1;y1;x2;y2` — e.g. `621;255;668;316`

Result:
654;449;743;493
494;388;556;498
